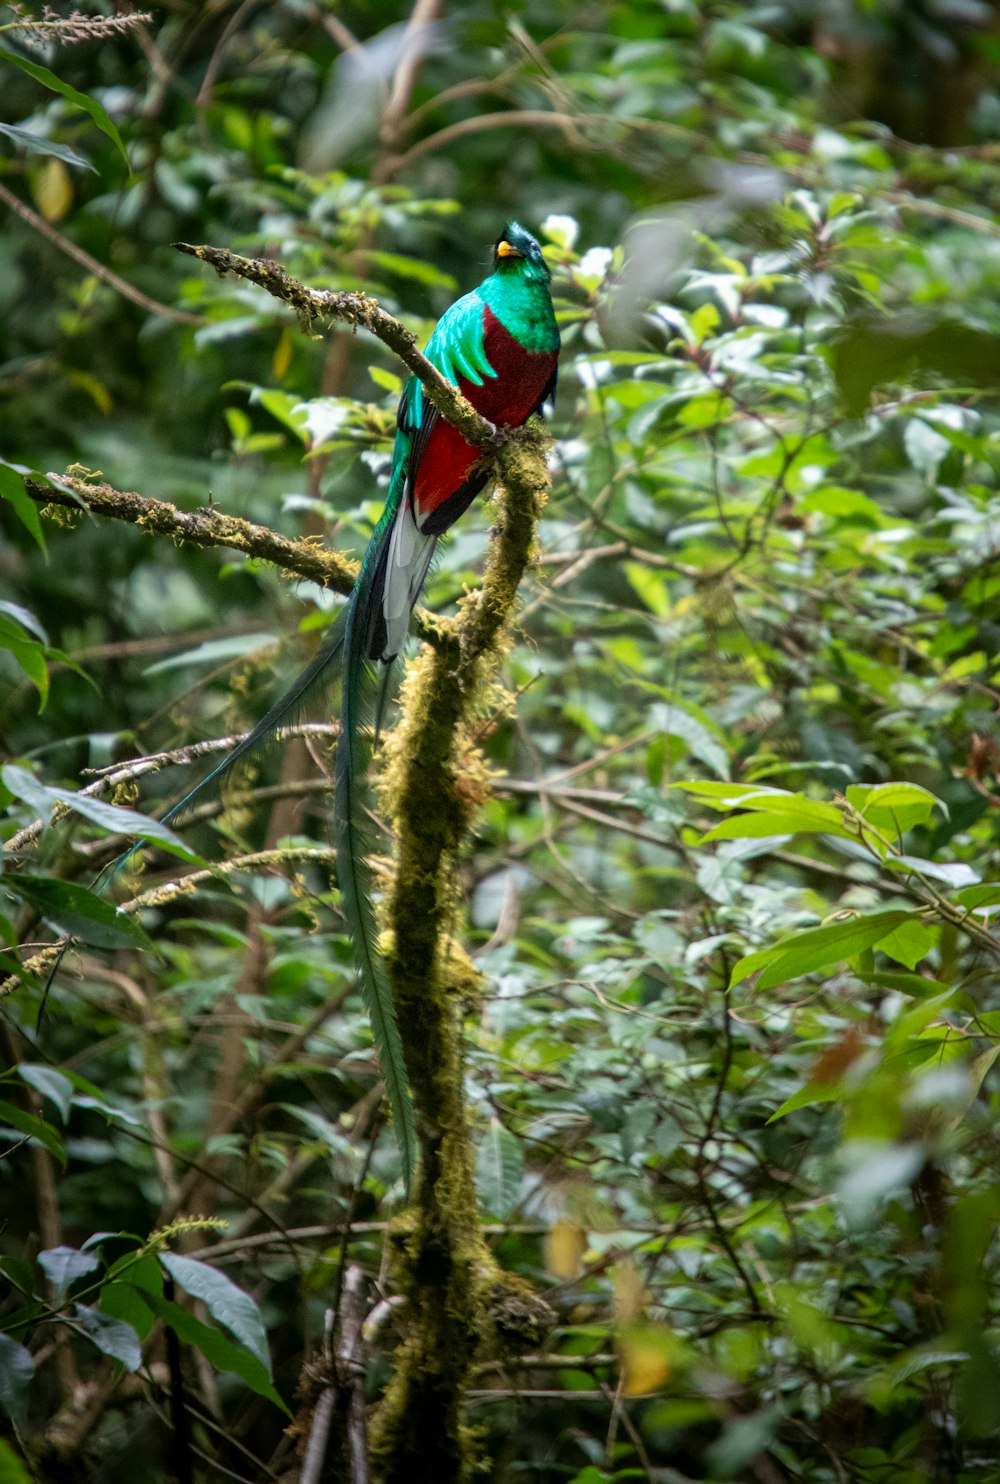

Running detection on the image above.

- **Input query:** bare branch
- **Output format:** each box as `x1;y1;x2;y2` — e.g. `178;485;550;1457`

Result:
0;182;205;327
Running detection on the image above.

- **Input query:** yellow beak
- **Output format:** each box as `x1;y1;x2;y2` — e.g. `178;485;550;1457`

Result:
496;240;523;259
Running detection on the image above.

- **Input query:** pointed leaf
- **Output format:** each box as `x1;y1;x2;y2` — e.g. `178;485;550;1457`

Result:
2;875;152;949
159;1253;270;1374
0;462;46;552
730;911;911;990
0;122;96;170
136;1291;289;1414
476;1117;524;1217
70;1305;142;1371
1;50;127;162
0;1335;34;1428
38;1246;100;1298
17;1064;73;1123
0;1099;66;1163
141;631;278;676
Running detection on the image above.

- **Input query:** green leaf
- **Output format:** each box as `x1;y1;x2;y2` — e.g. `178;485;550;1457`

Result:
365;250;458;289
878;918;935;971
0;122;96;171
159;1253;271;1375
887;856;978;888
700;810;851;843
16;1064;73;1123
0;49;127;163
846;782;946;834
0;1099;66;1164
730;911;911;991
0;1335;34;1429
0;463;46;553
768;1082;845;1122
475;1117;524;1217
38;1246;101;1298
1;766;198;859
651;702;729;780
2;875;153;949
141;631;278;676
0;617;49;710
952;883;1000;910
0;602;47;644
136;1291;289;1414
624;562;671;618
70;1305;142;1371
101;1254;164;1343
0;1435;33;1484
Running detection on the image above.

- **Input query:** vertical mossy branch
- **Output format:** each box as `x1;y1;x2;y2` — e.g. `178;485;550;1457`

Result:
371;429;551;1483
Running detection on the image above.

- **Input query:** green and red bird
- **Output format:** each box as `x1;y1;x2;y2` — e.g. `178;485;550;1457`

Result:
116;223;559;1188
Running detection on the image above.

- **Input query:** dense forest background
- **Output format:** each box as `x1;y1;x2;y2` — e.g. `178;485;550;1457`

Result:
3;1;1000;1481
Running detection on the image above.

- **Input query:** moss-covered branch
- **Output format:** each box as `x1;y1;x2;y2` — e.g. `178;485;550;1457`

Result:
174;241;503;452
25;475;357;593
369;425;553;1483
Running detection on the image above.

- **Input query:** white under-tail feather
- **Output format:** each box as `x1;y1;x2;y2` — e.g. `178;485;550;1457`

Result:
379;498;437;661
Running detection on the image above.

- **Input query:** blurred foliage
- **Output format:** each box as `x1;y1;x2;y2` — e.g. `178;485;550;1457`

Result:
3;1;1000;1481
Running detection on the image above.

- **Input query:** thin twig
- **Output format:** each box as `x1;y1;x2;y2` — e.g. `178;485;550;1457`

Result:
0;181;205;326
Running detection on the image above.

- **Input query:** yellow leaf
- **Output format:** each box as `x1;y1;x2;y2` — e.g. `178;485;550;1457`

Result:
66;369;113;414
32;157;73;222
272;327;293;381
619;1326;673;1397
611;1258;646;1322
544;1219;587;1281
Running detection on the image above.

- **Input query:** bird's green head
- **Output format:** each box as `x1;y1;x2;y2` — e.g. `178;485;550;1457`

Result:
494;222;550;284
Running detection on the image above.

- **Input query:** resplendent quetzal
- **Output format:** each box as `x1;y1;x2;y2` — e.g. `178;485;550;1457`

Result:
119;223;559;1188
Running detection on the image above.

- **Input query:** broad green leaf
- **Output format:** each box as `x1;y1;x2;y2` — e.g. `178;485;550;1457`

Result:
878;918;935;971
476;1117;524;1217
101;1253;164;1343
768;1082;845;1122
16;1064;73;1122
846;782;946;834
0;601;47;644
70;1305;142;1372
624;562;671;618
159;1253;271;1375
0;122;96;170
365;250;457;289
730;911;911;991
700;810;851;843
136;1291;289;1414
1;766;198;860
0;463;46;552
38;1246;100;1298
2;876;153;949
0;617;49;709
952;883;1000;910
1;49;127;162
0;1099;66;1164
651;702;729;780
674;781;790;808
0;1435;33;1484
0;1335;34;1428
142;631;277;676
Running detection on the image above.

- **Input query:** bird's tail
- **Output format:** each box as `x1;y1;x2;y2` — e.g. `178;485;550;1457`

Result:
333;493;436;1194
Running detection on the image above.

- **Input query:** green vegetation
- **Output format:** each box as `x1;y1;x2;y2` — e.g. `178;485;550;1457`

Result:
2;3;1000;1480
